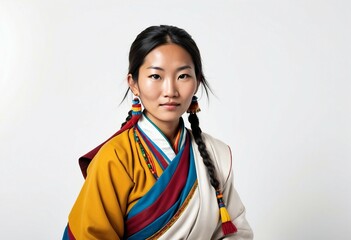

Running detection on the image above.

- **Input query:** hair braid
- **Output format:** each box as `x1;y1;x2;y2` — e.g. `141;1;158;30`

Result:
121;110;132;128
188;113;220;190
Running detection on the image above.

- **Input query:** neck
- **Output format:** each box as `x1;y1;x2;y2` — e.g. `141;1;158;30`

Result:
157;121;180;146
142;113;181;146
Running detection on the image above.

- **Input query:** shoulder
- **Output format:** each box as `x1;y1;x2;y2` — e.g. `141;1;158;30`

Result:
97;128;134;157
201;132;230;155
190;131;233;186
86;128;135;176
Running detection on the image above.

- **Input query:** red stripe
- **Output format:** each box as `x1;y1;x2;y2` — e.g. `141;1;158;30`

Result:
125;134;190;236
68;224;75;240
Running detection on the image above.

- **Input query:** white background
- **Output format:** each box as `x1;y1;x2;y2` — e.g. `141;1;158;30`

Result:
1;0;350;239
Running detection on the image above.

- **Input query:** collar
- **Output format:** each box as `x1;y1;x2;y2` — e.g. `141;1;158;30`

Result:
137;114;187;161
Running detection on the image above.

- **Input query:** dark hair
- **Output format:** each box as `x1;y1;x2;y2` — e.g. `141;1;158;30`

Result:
122;25;220;191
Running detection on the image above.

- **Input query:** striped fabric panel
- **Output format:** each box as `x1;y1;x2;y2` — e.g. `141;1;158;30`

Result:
125;131;197;239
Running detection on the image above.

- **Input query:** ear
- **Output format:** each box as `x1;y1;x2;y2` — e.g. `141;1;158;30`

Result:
128;74;140;96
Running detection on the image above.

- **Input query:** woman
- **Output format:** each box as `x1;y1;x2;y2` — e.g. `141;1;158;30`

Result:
63;25;253;239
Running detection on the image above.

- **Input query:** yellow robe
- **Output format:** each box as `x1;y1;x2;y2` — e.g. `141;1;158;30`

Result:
68;128;162;239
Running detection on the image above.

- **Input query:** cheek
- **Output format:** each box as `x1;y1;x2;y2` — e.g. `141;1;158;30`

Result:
142;79;154;89
185;81;198;96
139;81;159;100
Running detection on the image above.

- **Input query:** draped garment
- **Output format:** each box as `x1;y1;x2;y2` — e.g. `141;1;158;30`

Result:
63;115;253;239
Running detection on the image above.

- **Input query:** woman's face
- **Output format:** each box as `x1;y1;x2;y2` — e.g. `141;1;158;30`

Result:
128;43;198;130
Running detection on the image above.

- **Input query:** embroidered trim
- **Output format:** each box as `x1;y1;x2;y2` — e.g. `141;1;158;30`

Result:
134;127;159;180
147;181;198;240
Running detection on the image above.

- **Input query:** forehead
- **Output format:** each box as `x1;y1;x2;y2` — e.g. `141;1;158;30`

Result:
142;44;194;68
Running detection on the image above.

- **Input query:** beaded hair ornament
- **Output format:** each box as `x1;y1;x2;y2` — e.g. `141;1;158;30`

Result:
187;96;201;114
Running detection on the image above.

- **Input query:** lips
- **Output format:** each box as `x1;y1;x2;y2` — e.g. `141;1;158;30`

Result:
160;102;180;106
160;102;180;110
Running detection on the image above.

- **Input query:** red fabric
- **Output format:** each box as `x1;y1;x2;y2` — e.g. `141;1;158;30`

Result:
67;224;76;240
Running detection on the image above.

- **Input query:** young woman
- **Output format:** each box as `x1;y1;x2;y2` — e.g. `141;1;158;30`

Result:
63;25;253;240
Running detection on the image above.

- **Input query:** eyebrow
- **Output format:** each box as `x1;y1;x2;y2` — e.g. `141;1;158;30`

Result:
146;65;192;71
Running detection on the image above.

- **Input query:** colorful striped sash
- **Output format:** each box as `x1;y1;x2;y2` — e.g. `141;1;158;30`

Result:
125;130;197;239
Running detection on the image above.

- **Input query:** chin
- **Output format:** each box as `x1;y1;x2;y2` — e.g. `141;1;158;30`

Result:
158;113;183;123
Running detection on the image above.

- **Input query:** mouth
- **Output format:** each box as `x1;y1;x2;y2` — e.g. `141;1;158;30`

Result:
160;102;180;106
160;102;181;109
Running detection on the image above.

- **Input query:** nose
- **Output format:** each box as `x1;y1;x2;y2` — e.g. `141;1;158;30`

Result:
163;78;179;98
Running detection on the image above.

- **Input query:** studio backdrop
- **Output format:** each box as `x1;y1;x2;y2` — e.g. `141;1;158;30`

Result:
1;0;350;239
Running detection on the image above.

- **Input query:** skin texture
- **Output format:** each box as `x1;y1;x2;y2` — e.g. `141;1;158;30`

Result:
128;43;199;144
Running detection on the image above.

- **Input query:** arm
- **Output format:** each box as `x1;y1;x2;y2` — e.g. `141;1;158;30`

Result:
212;147;254;240
220;177;254;239
67;142;134;240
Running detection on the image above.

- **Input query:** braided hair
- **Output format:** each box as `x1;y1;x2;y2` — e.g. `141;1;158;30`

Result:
122;25;220;190
188;113;220;189
121;110;132;128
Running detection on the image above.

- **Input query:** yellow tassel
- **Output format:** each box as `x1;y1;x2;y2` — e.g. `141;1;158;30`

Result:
220;206;231;223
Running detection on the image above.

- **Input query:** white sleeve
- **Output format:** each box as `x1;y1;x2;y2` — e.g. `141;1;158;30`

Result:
212;162;254;239
205;136;253;240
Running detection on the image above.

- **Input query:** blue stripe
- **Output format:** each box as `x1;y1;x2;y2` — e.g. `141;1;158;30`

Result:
62;225;69;240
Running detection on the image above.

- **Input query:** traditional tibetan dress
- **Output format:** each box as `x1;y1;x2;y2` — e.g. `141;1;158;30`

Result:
63;114;253;239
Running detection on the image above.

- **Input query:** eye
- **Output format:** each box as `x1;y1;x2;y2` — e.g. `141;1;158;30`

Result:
149;74;161;80
178;74;190;80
